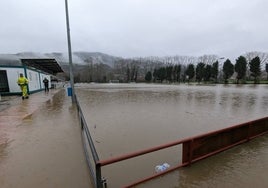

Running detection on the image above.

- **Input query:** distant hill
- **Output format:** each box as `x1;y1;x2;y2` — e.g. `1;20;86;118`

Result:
73;52;121;67
0;53;25;65
0;52;122;68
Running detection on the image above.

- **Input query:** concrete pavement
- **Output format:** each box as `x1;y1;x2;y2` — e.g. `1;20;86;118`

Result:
0;89;92;188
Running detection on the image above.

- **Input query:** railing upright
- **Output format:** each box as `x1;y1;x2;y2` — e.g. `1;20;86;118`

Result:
96;163;103;188
74;95;103;188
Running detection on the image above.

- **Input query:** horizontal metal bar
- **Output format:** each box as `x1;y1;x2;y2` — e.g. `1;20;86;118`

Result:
98;138;189;166
76;98;99;163
191;138;248;163
249;130;268;140
99;117;268;167
123;162;189;188
121;130;268;188
81;130;97;187
83;118;99;162
186;117;268;141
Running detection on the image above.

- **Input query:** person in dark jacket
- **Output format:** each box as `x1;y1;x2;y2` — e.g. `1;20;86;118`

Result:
43;78;49;93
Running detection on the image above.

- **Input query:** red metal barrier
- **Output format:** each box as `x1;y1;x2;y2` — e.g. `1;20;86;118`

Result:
182;117;268;164
97;116;268;188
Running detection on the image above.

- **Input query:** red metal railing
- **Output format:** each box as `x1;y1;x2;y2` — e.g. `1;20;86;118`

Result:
96;116;268;187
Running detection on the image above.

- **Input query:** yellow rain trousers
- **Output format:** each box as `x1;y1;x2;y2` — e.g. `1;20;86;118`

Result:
17;77;29;97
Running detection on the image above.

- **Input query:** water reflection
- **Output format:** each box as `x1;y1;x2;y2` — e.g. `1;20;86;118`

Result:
76;83;268;188
0;90;91;188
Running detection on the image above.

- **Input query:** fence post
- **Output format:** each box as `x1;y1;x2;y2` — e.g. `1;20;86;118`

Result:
188;139;194;165
247;123;251;142
182;139;194;165
96;162;103;188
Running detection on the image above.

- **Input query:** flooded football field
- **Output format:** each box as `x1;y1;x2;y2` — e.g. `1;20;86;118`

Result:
76;83;268;188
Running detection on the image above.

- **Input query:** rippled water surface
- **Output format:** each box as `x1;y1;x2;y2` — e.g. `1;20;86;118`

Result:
76;83;268;188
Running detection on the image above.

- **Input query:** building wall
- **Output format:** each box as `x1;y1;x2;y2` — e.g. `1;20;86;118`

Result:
27;69;41;91
0;66;51;95
0;67;24;93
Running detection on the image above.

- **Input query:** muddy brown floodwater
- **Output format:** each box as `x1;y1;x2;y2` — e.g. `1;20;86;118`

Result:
76;83;268;188
0;90;91;188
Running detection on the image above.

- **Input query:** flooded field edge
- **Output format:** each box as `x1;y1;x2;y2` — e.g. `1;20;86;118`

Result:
75;83;268;188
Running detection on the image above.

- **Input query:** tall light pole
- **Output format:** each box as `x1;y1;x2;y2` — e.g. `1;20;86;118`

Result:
65;0;75;103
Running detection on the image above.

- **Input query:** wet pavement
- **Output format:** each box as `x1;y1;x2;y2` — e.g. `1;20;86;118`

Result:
0;89;92;188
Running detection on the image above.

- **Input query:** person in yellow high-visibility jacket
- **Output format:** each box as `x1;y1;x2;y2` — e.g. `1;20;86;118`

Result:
17;73;29;99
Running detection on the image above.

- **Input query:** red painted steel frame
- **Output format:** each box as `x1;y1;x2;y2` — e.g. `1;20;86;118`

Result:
97;117;268;188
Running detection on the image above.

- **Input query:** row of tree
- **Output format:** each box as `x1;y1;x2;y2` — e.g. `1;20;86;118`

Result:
145;56;267;84
64;52;268;83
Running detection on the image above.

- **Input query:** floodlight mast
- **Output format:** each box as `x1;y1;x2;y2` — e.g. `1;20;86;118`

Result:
65;0;75;103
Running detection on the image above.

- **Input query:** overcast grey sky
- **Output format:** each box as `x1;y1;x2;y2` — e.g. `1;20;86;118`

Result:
1;0;268;59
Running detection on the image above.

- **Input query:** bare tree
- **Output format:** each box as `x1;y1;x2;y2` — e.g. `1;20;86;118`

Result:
245;51;268;70
198;54;218;65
